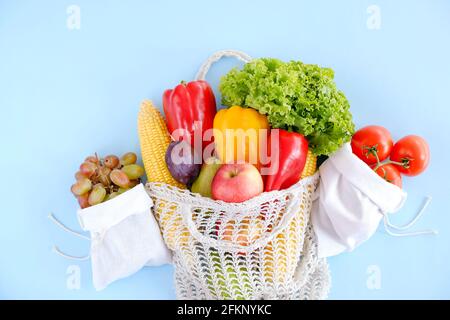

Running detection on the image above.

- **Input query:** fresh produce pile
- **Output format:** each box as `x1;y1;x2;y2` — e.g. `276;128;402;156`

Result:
351;125;430;188
160;85;319;202
65;53;432;301
139;57;357;204
71;152;144;208
74;56;430;210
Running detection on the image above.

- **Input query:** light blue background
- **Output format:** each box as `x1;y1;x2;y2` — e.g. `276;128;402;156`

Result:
1;0;449;299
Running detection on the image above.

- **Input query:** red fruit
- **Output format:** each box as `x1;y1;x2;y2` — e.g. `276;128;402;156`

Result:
104;155;120;169
79;161;97;178
211;163;263;203
85;155;99;164
74;171;86;181
71;178;92;196
390;135;430;176
77;193;90;209
352;125;393;165
374;164;402;188
110;169;130;188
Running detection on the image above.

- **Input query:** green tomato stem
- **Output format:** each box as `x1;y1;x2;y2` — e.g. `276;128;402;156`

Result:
373;159;407;171
387;160;406;167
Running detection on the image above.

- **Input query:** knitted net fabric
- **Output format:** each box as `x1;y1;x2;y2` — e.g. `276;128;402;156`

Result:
146;173;330;300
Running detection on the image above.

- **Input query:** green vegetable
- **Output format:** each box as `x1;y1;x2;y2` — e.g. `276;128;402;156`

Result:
219;58;355;156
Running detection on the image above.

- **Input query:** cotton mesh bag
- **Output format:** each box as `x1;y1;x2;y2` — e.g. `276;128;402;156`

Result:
147;174;329;299
146;50;330;300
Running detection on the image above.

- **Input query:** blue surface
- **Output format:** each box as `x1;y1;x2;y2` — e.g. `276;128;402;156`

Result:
1;0;449;299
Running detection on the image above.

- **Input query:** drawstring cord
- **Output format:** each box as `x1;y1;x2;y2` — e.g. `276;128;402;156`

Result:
52;246;90;261
48;213;90;261
383;196;438;237
48;213;90;240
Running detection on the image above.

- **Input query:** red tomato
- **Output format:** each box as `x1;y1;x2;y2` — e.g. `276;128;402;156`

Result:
390;135;430;176
374;164;402;188
351;125;393;165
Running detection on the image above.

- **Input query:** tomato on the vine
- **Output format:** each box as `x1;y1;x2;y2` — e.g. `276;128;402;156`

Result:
373;164;402;188
390;135;430;176
351;125;393;165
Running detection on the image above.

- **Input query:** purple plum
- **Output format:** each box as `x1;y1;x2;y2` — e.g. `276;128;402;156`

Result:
165;140;201;186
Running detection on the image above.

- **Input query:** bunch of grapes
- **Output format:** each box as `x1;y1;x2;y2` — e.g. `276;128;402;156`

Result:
71;152;145;209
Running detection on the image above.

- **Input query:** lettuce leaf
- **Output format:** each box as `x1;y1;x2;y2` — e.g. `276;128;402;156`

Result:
219;58;355;156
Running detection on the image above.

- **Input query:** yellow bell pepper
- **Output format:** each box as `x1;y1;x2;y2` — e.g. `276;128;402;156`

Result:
213;106;269;168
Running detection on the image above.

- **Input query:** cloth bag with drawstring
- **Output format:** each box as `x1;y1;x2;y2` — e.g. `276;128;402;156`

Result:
312;142;435;258
76;184;171;290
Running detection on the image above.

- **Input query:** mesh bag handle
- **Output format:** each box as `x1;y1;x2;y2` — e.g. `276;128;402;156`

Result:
195;49;252;81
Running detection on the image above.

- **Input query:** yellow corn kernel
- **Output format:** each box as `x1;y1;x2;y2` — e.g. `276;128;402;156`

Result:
301;149;317;178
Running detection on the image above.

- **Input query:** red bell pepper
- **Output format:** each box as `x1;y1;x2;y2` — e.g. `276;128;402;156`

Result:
264;129;309;192
163;80;216;151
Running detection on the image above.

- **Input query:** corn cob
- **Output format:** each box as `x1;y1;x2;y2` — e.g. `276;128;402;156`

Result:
137;100;185;188
300;149;317;178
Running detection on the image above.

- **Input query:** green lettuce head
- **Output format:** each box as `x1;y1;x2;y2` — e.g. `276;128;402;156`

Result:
219;58;355;156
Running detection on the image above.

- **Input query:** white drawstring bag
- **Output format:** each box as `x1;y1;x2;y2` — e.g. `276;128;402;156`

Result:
50;184;172;291
312;143;435;258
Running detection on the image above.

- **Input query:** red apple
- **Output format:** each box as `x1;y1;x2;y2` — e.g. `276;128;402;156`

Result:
211;163;263;203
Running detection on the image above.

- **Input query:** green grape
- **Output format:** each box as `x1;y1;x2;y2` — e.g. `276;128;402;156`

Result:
110;169;130;188
120;152;137;166
121;164;144;180
88;184;106;206
104;155;120;169
80;161;97;178
105;192;119;201
117;187;129;194
71;178;92;196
